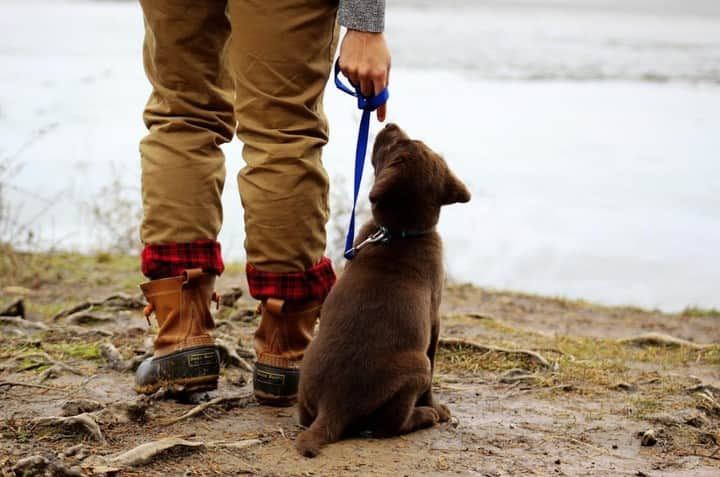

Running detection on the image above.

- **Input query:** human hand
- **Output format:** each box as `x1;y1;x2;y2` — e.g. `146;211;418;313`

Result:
338;29;391;122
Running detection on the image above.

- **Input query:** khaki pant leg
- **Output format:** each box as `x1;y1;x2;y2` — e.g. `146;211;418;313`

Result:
228;0;340;273
140;0;235;245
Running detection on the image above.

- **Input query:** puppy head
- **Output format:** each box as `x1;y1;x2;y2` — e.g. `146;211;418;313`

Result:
368;123;470;230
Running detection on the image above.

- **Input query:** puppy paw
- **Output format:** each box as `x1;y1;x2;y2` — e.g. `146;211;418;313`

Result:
296;430;322;458
406;406;440;432
434;402;451;422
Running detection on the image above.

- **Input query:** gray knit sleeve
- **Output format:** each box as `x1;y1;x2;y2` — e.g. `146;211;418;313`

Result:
338;0;386;33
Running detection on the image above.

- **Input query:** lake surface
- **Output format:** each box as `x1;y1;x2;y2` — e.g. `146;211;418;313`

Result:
1;0;719;311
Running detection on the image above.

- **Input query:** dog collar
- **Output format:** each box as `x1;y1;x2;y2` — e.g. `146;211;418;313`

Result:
345;224;434;258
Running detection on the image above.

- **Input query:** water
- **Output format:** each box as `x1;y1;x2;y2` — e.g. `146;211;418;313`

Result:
1;0;719;311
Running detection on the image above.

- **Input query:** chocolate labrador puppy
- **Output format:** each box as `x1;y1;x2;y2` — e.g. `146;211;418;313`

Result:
295;123;471;457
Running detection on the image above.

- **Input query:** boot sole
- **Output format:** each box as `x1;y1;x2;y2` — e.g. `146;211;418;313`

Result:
254;388;297;407
134;374;219;395
253;362;300;407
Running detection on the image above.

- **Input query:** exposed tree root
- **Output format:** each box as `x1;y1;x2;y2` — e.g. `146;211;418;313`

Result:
0;315;47;330
16;351;83;375
695;391;720;418
686;383;720;396
439;337;552;369
498;368;538;384
215;337;254;372
32;413;106;443
84;436;262;470
64;311;115;326
12;454;82;477
618;332;710;349
0;298;25;318
106;437;204;467
160;394;254;425
52;293;145;321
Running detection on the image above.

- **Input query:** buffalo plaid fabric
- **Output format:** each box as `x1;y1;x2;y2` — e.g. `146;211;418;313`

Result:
247;256;336;301
141;240;224;279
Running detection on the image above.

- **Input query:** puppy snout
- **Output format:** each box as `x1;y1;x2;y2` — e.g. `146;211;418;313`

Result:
377;123;407;143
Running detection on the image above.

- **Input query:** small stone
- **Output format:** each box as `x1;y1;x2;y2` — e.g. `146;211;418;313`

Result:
697;432;718;445
220;287;244;307
554;459;561;465
12;455;50;475
62;444;85;458
61;399;105;417
684;413;710;429
640;429;657;447
229;373;248;387
39;365;61;381
99;343;127;371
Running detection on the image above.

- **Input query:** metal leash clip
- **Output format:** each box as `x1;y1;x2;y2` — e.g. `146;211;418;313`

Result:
345;227;391;258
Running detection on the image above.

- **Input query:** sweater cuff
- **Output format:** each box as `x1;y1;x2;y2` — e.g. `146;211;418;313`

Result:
338;0;385;33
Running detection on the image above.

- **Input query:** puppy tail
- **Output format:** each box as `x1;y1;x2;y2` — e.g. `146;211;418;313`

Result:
295;414;340;458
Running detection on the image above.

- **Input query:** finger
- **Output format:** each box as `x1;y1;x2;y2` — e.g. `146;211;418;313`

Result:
377;103;387;122
340;62;359;87
360;77;374;98
372;73;387;97
372;73;387;121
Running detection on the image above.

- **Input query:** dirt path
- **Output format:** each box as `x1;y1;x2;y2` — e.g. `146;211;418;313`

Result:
0;253;718;476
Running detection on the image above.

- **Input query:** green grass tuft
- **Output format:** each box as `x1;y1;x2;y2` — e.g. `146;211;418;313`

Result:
46;342;101;360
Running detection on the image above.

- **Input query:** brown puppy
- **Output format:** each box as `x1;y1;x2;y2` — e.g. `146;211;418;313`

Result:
295;123;471;457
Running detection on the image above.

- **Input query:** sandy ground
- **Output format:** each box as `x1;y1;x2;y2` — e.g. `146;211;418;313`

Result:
0;253;718;476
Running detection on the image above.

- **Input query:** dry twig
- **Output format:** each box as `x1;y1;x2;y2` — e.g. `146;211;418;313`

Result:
0;380;60;391
160;394;254;425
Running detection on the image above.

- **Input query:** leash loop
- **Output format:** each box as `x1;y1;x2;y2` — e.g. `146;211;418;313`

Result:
334;59;389;260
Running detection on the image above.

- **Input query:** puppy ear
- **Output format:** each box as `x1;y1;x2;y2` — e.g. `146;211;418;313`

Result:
368;169;396;204
442;171;471;205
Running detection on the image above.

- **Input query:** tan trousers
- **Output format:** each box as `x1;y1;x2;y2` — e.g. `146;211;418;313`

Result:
139;0;340;273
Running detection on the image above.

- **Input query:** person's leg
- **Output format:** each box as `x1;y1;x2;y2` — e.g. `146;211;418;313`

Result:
135;0;234;394
227;0;340;405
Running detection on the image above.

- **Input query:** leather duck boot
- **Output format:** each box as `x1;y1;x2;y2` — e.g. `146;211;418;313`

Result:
134;268;221;394
253;298;321;406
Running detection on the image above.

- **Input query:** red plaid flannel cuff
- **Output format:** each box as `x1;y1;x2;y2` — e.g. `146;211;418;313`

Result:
141;240;224;279
246;257;336;301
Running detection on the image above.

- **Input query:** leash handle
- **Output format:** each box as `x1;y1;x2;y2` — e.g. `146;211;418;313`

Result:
333;60;389;260
333;60;390;111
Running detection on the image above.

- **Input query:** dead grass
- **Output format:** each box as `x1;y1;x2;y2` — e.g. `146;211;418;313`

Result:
681;306;720;318
438;315;720;405
0;248;141;292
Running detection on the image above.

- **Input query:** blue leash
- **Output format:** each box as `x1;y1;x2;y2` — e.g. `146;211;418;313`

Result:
333;59;389;260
